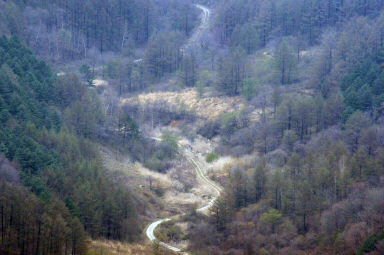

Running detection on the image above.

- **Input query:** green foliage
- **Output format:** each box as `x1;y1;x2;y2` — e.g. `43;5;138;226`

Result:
169;1;199;36
180;50;197;87
160;131;179;158
253;162;267;202
196;70;214;97
152;241;163;255
145;32;184;79
0;37;140;248
120;113;140;141
260;248;270;255
274;40;298;85
144;132;179;172
215;0;384;49
105;60;120;79
188;2;384;254
282;130;299;151
166;224;182;241
0;1;22;37
231;22;260;54
0;126;60;174
217;48;247;95
206;152;219;163
144;156;163;172
358;231;384;255
1;0;193;60
63;91;104;138
260;209;283;226
157;220;183;243
0;37;59;129
55;74;86;109
152;184;165;197
79;64;94;86
196;80;204;97
188;203;198;216
0;37;62;176
345;111;370;132
241;78;261;100
341;51;384;117
221;112;238;136
210;196;232;231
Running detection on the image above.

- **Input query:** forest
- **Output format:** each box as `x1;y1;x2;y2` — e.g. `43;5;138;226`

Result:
0;37;140;254
1;0;384;254
0;0;199;62
185;1;384;254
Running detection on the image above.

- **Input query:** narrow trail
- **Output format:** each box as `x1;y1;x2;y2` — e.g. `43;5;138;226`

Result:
182;4;211;52
145;141;222;254
134;4;210;64
145;4;217;254
187;155;221;213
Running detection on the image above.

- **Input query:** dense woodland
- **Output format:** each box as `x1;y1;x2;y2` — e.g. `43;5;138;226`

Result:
0;0;198;62
186;0;384;254
0;0;200;253
0;37;140;254
1;0;384;254
215;0;384;48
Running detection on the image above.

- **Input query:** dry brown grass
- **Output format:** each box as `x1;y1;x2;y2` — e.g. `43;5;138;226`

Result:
121;88;246;120
100;146;173;189
87;239;153;255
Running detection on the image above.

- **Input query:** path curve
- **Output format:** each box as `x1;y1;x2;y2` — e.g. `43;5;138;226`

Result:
145;5;216;254
145;141;222;254
182;4;211;52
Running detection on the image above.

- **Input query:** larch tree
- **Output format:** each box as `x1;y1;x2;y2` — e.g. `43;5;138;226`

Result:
274;39;297;85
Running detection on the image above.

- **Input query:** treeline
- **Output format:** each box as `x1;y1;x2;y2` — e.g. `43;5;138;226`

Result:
0;37;140;254
144;32;184;80
215;0;384;49
0;0;198;62
104;33;199;89
192;93;384;253
0;181;87;255
187;2;384;254
197;0;384;96
341;51;384;116
191;107;384;254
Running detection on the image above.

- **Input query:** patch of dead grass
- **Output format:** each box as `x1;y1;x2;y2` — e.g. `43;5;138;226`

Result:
87;239;152;255
121;88;246;120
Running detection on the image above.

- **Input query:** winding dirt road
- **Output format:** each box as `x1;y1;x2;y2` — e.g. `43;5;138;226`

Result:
145;141;221;254
145;5;216;254
182;4;211;52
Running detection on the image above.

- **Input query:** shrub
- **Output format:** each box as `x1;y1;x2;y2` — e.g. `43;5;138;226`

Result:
206;152;219;163
198;120;221;139
358;231;384;255
144;156;162;172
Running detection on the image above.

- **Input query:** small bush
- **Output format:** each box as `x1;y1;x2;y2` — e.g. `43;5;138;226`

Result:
144;156;162;171
167;225;182;241
358;231;384;255
160;131;179;158
198;120;221;139
152;185;165;197
206;152;219;163
154;230;168;242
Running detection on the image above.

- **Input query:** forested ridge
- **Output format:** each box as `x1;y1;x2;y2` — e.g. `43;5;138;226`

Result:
0;0;199;62
215;0;384;48
0;0;200;252
0;37;140;255
1;0;384;254
0;0;202;253
184;0;384;254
